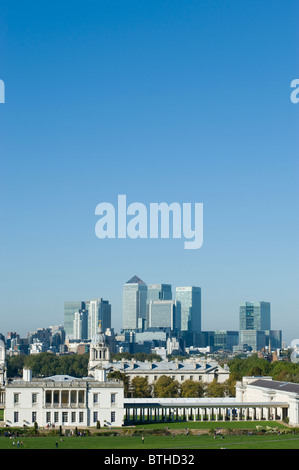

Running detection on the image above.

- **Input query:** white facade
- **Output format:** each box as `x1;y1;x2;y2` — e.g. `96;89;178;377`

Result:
4;368;124;428
0;340;7;387
105;357;230;385
236;376;299;425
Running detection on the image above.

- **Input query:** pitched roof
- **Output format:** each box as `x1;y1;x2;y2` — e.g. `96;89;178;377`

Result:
126;275;146;284
105;360;225;374
250;379;299;394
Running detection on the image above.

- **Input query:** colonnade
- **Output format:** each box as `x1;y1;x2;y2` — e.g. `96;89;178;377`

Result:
45;389;86;407
125;404;286;423
0;389;5;406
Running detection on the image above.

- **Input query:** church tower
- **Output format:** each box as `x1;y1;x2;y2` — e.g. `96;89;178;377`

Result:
88;321;110;377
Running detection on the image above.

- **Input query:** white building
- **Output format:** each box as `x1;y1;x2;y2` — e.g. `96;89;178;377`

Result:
4;326;124;429
0;339;7;387
88;327;229;386
236;376;299;425
104;357;230;386
4;367;124;428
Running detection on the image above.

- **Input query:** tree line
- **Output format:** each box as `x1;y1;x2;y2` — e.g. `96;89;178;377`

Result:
6;352;299;399
226;354;299;383
107;371;236;398
6;352;89;379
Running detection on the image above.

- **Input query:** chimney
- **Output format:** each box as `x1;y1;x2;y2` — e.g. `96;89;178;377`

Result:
23;368;32;382
94;368;106;382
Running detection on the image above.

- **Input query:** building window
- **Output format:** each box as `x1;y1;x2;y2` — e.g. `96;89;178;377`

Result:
93;393;99;403
154;376;158;381
46;412;51;423
93;412;98;423
78;390;85;404
71;390;77;404
45;391;52;404
14;412;19;423
32;393;38;404
181;376;184;381
61;391;69;405
53;390;59;404
14;393;20;404
111;411;116;423
79;412;84;423
71;412;76;423
198;376;202;381
54;412;59;423
172;376;175;380
111;393;116;404
62;412;68;423
190;376;193;381
32;412;37;423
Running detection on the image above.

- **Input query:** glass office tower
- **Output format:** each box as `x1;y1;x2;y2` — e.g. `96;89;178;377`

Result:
146;284;172;328
73;309;88;341
64;301;86;338
88;298;111;339
148;300;181;331
240;330;266;351
123;275;148;331
239;302;271;331
147;284;172;301
175;286;201;333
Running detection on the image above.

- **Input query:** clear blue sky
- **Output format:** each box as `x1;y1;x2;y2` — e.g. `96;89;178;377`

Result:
0;1;298;344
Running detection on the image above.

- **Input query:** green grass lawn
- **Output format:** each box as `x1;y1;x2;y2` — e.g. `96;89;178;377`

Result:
0;433;299;449
133;420;287;430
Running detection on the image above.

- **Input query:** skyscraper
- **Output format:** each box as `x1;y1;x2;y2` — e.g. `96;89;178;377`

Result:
147;299;181;331
64;301;86;339
88;298;111;339
73;309;88;341
146;284;172;328
147;284;172;301
239;302;271;331
123;275;147;331
175;286;201;333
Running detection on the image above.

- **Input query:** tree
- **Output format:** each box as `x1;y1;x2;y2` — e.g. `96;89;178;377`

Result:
205;379;226;398
131;376;152;398
180;379;205;398
107;370;130;397
223;377;237;397
7;355;26;378
33;421;39;434
153;375;180;398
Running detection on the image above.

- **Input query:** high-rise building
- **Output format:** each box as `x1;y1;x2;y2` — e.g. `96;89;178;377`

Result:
147;300;181;331
147;284;172;301
213;330;239;352
265;330;282;350
88;299;111;339
73;310;88;341
175;286;201;333
239;329;266;351
239;302;271;331
146;284;172;328
123;275;147;331
64;301;86;338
